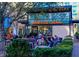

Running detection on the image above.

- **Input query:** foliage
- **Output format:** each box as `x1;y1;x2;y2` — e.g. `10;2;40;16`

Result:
27;32;38;37
61;38;73;45
75;32;79;39
75;32;79;36
0;2;62;39
6;39;32;57
33;38;73;57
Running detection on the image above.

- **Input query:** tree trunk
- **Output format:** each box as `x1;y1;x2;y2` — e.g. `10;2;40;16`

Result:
0;26;3;41
0;17;5;41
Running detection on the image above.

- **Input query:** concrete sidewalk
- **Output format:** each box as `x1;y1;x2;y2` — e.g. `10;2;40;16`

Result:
0;40;6;57
72;42;79;57
72;37;79;57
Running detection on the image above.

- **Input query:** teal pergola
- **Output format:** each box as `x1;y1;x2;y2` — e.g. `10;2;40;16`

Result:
26;3;72;36
26;2;72;36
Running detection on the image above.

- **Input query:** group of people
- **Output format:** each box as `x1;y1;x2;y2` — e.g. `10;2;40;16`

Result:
4;32;18;40
30;33;63;48
47;35;62;47
3;30;62;48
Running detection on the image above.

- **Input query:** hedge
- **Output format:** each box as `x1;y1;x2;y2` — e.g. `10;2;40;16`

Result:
6;39;32;57
33;38;73;57
6;38;73;57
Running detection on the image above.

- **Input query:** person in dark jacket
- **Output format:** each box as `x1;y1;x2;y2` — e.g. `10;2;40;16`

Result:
48;36;54;47
53;35;59;46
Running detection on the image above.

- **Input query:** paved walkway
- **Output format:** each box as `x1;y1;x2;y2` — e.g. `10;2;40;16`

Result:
72;38;79;57
0;40;5;57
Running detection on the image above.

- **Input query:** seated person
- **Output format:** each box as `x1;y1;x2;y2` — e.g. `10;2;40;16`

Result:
53;35;59;46
58;37;62;43
48;36;54;47
6;33;13;40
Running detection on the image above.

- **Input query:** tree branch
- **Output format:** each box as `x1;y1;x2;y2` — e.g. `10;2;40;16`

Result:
1;2;8;17
16;12;27;20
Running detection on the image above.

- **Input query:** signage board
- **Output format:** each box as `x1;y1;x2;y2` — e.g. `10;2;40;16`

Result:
28;6;72;25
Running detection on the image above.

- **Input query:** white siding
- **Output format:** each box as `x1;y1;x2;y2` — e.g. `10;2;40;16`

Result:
52;26;74;38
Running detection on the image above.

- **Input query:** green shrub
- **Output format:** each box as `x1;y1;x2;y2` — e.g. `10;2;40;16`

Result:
33;48;54;57
65;35;72;39
6;39;32;57
33;45;72;57
74;32;79;39
30;32;37;36
33;38;73;57
61;40;73;45
75;32;79;36
61;37;73;45
64;37;72;40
